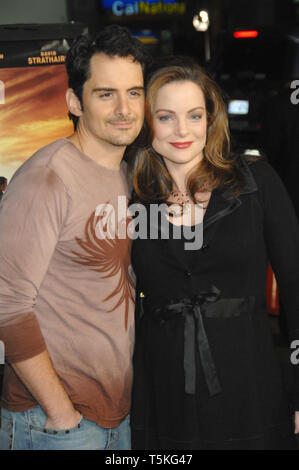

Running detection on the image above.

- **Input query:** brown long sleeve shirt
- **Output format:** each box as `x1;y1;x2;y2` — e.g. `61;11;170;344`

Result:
0;138;135;427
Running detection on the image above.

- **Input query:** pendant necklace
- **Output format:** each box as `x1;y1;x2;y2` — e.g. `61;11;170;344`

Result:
169;190;192;217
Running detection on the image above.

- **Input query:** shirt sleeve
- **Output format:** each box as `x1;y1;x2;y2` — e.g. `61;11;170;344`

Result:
254;160;299;409
0;165;69;363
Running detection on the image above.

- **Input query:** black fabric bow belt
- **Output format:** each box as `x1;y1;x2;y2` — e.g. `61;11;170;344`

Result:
154;286;222;397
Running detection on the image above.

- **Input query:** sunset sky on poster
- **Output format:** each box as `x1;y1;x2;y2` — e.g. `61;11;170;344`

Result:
0;65;73;182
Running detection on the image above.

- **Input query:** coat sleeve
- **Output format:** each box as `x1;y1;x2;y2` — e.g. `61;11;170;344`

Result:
253;160;299;409
0;165;69;363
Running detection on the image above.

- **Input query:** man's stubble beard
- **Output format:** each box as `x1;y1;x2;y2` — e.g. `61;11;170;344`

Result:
107;133;138;147
105;123;142;147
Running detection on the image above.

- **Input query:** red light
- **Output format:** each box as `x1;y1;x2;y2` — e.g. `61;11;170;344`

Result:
234;30;258;38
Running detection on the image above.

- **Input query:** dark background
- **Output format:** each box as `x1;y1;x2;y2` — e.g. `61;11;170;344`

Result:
64;0;299;152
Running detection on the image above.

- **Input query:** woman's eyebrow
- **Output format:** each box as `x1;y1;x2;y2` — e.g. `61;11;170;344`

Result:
188;106;206;112
155;106;205;114
154;109;175;114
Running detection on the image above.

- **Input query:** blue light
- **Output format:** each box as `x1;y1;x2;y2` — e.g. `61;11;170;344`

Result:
102;0;176;7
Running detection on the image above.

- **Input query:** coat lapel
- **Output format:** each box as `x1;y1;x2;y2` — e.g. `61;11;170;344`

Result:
204;158;258;231
203;189;241;231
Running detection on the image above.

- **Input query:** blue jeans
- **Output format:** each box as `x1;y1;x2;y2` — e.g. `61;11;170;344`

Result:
0;406;131;450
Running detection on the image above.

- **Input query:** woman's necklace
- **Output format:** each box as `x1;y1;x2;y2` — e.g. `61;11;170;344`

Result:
168;188;211;218
169;190;192;217
170;190;191;205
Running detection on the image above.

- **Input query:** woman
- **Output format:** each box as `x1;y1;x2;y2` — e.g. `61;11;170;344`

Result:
128;58;299;450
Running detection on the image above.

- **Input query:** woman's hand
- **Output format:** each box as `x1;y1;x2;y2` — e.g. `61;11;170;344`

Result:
294;411;299;434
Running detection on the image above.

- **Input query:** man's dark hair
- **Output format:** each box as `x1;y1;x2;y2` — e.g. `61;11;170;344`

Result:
66;25;150;130
0;177;7;186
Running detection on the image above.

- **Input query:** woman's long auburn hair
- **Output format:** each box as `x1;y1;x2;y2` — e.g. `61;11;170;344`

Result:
127;59;250;203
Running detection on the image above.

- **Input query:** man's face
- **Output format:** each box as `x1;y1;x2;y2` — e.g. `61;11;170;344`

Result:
78;53;144;149
0;181;7;191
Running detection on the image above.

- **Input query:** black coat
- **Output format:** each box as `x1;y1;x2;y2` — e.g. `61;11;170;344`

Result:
131;158;299;450
260;89;299;217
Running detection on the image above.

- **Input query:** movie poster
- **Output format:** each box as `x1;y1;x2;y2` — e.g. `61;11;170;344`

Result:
0;65;72;181
0;26;85;182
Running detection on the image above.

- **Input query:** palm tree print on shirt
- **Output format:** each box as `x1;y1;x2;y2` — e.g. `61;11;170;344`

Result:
71;207;135;330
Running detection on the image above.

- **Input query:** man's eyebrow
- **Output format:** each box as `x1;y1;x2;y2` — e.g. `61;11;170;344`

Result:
92;86;145;93
128;86;145;91
92;88;115;93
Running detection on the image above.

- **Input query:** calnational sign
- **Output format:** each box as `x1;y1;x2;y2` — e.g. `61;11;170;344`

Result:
102;0;186;16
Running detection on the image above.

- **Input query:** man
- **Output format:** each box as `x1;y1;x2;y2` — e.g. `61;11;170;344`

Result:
0;25;149;450
0;177;7;201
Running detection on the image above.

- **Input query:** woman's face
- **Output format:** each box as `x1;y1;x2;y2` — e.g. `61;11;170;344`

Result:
151;80;207;173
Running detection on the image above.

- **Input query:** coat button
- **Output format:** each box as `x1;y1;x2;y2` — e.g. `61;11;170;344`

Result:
185;271;192;279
